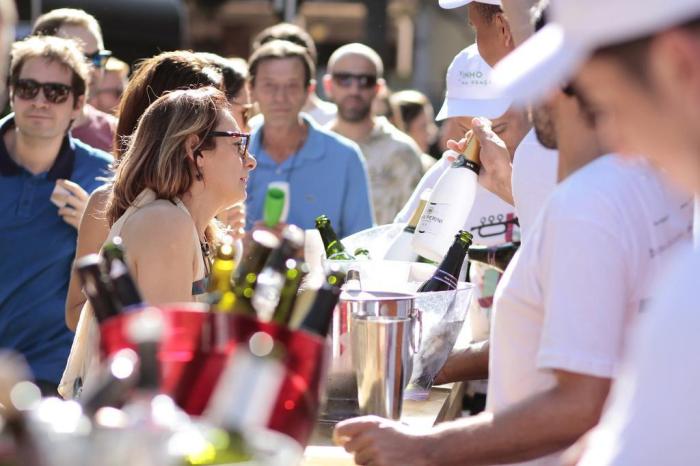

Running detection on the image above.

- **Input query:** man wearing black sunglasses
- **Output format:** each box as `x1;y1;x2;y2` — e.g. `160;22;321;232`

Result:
33;8;117;153
325;43;424;225
0;36;112;397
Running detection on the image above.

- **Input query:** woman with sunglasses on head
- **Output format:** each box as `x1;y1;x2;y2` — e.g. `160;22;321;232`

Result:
60;87;255;398
64;51;224;332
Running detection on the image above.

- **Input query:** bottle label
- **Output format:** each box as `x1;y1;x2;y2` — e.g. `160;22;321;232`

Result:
433;269;458;290
416;202;448;235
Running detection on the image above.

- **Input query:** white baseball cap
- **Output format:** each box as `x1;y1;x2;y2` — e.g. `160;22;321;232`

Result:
439;0;501;9
493;0;700;104
436;44;512;121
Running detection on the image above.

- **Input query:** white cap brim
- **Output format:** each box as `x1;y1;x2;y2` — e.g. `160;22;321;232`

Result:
493;23;588;105
436;95;511;121
439;0;501;9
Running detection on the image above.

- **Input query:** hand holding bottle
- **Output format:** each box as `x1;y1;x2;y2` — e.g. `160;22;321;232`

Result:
470;117;515;205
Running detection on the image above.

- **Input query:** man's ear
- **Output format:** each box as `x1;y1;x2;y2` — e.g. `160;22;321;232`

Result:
71;94;86;118
308;79;317;95
374;77;387;95
496;13;515;50
322;74;334;101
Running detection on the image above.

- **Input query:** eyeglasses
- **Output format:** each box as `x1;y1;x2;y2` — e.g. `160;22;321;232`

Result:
85;49;112;68
207;130;251;161
13;78;73;104
331;73;378;89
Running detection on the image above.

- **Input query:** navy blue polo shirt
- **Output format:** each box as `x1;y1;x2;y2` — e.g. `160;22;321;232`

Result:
0;114;112;384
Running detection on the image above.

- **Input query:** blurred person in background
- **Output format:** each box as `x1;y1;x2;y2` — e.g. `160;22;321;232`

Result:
89;56;128;115
0;36;111;396
325;43;423;225
250;22;336;126
32;8;117;153
245;40;373;236
491;1;700;465
334;5;692;464
0;0;15;94
64;51;224;332
197;53;251;132
389;89;439;173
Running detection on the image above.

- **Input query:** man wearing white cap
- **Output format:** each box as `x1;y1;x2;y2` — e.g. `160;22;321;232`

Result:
439;0;559;240
491;1;700;465
394;44;528;394
333;5;692;465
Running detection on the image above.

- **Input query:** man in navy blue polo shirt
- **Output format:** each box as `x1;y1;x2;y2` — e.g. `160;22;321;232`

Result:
245;39;374;238
0;36;112;395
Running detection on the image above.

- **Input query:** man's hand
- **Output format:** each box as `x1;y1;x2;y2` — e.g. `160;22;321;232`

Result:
470;117;515;205
333;416;434;466
52;179;88;229
217;203;246;241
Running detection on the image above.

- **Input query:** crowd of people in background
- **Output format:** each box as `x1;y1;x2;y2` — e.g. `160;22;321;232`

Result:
1;0;700;465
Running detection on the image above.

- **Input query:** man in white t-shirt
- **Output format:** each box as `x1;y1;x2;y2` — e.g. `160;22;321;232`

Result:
333;6;692;466
490;1;700;465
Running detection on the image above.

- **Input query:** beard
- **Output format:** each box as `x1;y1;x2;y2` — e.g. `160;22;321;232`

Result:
337;96;372;123
532;105;557;150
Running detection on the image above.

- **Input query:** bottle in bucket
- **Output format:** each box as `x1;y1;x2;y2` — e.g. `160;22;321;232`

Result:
412;132;480;262
230;229;280;317
383;190;430;262
75;254;121;323
315;214;354;260
418;230;473;292
208;235;237;312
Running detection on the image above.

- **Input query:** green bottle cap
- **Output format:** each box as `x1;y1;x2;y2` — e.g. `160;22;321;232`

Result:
263;187;286;227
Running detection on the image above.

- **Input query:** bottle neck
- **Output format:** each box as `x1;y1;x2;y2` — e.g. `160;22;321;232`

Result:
317;223;344;253
436;239;470;278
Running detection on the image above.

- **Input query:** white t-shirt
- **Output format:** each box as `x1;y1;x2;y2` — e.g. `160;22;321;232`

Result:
487;155;693;466
511;129;558;241
578;246;700;466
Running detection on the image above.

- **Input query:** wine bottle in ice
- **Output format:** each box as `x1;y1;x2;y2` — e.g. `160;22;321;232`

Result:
417;230;473;292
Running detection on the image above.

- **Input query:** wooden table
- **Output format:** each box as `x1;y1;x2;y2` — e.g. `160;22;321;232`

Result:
301;382;464;466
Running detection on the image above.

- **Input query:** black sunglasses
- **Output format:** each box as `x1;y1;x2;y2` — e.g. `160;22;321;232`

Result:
332;72;378;89
207;130;251;161
13;78;73;104
85;49;112;68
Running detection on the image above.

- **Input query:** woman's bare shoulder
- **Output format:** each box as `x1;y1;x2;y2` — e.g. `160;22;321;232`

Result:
120;199;194;247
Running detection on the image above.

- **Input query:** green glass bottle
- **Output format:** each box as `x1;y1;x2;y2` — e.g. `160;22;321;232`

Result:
271;260;309;326
417;230;473;292
230;230;280;317
315;215;354;260
468;241;521;273
208;237;237;312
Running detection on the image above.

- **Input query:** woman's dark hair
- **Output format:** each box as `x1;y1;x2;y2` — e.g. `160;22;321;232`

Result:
389;90;430;132
196;52;248;101
114;50;223;158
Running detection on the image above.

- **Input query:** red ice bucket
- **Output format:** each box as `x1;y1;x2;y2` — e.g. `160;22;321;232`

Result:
99;304;329;447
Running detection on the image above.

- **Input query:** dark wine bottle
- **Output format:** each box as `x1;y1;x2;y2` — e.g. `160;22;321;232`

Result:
417;230;473;292
252;225;305;321
315;215;354;260
231;229;280;316
298;284;342;337
468;241;520;273
102;235;126;269
75;254;120;322
80;348;139;417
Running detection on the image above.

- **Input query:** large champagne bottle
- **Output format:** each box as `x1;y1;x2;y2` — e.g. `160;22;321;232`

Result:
412;133;480;262
230;229;280;316
75;254;120;322
252;225;305;321
468;241;520;273
384;192;430;261
315;215;354;260
417;230;473;292
208;236;237;312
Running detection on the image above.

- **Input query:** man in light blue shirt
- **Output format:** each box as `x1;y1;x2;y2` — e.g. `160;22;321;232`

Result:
245;39;373;238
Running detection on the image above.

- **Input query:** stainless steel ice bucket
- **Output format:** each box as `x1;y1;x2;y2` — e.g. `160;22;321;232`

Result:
320;291;417;423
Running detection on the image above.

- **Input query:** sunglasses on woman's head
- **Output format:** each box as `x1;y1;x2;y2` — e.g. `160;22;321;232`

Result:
207;131;251;161
332;73;378;89
13;78;73;104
